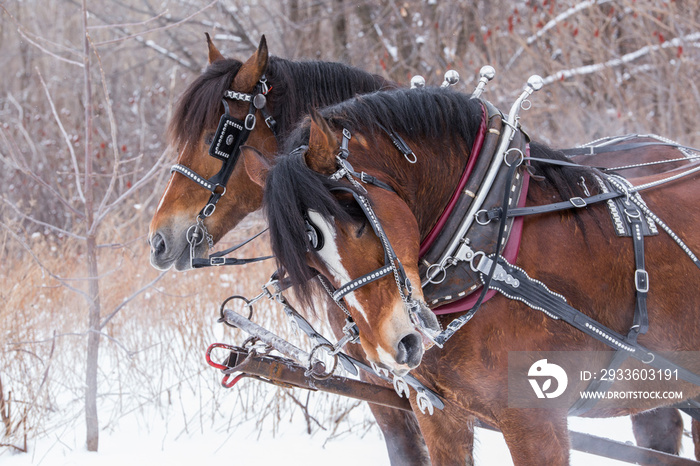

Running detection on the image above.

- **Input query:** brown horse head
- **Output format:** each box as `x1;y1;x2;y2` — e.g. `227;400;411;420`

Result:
149;36;274;270
245;88;486;374
148;37;395;271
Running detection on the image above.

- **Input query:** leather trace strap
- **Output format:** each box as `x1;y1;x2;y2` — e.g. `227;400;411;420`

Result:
481;256;700;388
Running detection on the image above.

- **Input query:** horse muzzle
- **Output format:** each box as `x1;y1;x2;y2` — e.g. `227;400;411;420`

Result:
149;228;203;271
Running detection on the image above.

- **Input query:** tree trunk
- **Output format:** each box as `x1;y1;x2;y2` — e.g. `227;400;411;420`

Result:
333;0;348;62
85;235;100;452
81;0;100;452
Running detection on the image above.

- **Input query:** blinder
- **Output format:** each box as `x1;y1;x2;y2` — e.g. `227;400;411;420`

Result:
208;100;250;162
305;217;324;251
171;77;277;221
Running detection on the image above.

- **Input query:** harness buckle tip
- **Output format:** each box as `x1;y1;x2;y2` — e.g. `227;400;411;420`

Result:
635;269;649;293
570;197;587;208
210;257;226;266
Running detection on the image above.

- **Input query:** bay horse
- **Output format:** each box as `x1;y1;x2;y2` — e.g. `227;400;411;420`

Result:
148;35;696;462
147;36;432;465
247;87;700;465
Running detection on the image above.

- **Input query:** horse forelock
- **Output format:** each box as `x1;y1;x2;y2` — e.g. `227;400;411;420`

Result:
168;59;243;150
264;151;355;307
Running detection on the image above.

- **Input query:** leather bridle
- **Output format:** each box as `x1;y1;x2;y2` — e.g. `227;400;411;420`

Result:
169;77;278;268
300;129;442;346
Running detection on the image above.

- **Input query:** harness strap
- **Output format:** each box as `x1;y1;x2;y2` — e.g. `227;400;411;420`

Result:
569;201;649;415
484;257;700;387
497;191;621;218
171;164;217;192
332;265;395;302
332;129;396;193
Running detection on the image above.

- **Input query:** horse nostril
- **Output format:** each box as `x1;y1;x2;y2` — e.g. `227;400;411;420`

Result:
396;333;423;367
151;232;167;257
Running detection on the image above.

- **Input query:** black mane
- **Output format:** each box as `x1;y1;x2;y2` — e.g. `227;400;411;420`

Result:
265;150;354;304
168;57;394;149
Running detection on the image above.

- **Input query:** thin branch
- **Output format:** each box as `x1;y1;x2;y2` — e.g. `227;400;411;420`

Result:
88;329;135;357
36;69;86;204
1;197;85;240
0;4;84;67
542;32;700;86
10;332;57;442
87;35;121;227
505;0;612;70
93;147;169;227
8;332;87;346
0;128;83;218
6;93;40;162
87;9;168;30
0;223;90;300
99;271;168;329
94;0;218;47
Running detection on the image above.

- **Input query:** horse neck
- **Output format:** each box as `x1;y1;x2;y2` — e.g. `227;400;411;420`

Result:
268;59;395;136
366;135;471;239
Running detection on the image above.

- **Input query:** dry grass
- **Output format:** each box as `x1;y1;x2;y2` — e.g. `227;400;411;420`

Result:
0;212;375;452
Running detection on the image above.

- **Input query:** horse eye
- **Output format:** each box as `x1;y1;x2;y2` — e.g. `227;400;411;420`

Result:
204;133;215;145
356;221;367;238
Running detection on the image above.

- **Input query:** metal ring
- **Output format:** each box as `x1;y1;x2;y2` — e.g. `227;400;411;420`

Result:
404;152;418;164
202;203;216;218
186;223;205;246
307;343;338;380
245;113;256;130
426;263;447;284
520;99;532;111
469;251;486;273
475;209;491;226
504;148;524;167
642;352;655;364
218;295;253;328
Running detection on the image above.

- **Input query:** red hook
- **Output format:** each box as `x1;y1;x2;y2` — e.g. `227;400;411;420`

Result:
205;343;247;388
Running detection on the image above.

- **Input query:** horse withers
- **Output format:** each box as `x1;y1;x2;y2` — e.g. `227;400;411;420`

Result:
248;87;700;465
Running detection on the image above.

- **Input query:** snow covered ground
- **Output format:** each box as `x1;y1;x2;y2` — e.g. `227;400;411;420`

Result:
3;264;696;465
3;392;696;466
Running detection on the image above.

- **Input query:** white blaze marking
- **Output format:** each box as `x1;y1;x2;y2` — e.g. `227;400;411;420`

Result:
307;210;369;322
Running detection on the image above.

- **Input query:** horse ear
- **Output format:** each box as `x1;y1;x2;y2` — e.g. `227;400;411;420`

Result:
232;35;269;92
205;33;225;64
305;111;339;175
242;146;271;187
